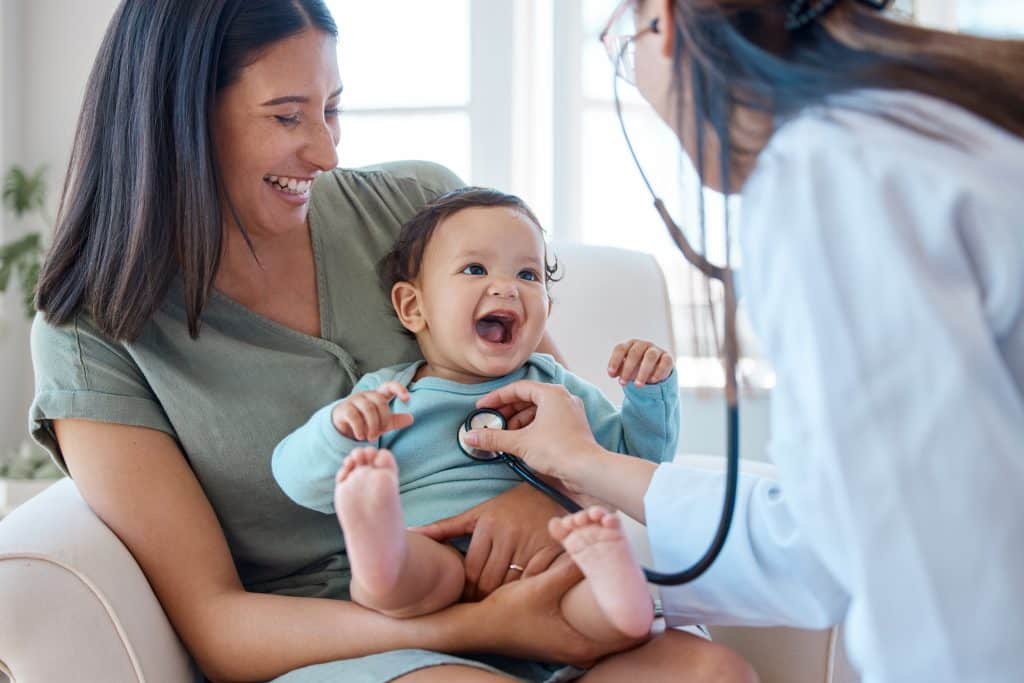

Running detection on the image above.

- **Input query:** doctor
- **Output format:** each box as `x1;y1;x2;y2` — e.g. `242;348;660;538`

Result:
461;0;1024;681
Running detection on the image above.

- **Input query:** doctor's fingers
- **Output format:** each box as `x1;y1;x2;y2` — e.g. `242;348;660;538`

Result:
475;380;561;411
507;405;537;430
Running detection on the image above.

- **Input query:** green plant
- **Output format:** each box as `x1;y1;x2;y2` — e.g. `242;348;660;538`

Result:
0;165;48;318
0;439;62;480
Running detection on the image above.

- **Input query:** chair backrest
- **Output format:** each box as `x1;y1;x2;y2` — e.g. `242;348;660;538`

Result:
545;242;676;403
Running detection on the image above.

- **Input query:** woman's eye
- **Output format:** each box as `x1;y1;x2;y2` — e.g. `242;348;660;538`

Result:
461;264;487;276
275;114;300;126
518;269;539;282
325;107;341;119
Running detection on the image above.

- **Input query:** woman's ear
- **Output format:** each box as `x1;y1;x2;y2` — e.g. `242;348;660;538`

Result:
391;281;426;334
657;0;676;59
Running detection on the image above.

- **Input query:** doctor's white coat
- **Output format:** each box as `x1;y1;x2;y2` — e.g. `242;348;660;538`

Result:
646;90;1024;683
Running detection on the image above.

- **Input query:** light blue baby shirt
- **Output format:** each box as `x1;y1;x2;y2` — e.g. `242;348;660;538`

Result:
272;353;678;527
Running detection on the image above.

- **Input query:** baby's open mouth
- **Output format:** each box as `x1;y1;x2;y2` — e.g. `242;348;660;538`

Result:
475;311;519;345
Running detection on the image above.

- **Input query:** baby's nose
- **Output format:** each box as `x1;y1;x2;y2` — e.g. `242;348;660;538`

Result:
488;279;519;298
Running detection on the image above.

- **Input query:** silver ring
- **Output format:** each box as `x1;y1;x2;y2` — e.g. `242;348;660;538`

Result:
508;563;525;573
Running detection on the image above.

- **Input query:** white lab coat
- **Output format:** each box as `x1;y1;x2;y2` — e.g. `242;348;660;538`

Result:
645;90;1024;682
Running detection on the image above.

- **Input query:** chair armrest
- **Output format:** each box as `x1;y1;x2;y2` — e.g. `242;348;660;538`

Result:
0;479;194;682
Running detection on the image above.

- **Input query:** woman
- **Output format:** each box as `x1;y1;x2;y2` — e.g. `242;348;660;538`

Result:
459;1;1024;681
28;1;754;681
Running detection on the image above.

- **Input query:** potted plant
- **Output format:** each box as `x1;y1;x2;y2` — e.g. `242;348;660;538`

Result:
0;440;62;515
0;165;47;318
0;164;62;514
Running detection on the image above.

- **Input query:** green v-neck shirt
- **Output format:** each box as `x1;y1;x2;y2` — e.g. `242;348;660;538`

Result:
29;161;463;597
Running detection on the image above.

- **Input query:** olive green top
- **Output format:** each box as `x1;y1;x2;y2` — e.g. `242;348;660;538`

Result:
28;161;463;597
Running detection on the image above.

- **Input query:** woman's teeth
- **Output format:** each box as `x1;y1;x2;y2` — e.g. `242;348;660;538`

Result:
265;175;312;194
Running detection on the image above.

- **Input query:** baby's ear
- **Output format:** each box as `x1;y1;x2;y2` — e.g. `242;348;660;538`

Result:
391;281;425;334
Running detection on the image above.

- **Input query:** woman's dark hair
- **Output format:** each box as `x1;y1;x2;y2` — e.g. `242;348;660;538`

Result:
379;187;560;295
35;0;338;341
659;0;1024;195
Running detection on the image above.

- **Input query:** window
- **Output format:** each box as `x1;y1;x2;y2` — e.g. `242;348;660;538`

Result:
958;0;1024;36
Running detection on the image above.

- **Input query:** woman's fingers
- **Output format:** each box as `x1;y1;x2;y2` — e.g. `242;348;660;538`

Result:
410;509;478;542
462;520;495;601
476;532;516;597
521;542;564;578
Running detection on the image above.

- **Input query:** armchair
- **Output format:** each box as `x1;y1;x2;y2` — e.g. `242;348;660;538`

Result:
0;242;857;682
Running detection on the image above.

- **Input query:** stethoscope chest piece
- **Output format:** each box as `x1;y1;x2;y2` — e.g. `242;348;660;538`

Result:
457;408;507;461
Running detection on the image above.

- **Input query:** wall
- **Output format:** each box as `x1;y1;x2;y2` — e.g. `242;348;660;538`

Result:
0;0;119;453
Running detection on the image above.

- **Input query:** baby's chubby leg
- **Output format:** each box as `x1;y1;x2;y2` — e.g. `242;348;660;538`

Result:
550;506;654;641
335;447;464;618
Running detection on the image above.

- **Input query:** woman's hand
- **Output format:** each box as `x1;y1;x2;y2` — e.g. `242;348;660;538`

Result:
467;556;644;666
412;483;567;600
464;381;604;486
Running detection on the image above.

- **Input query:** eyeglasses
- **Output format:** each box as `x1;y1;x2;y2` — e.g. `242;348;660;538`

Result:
599;0;659;85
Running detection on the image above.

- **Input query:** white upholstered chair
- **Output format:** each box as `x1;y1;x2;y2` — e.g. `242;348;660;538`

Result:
0;242;858;682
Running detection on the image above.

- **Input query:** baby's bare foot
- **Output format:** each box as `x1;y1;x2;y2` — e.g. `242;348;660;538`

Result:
549;506;653;638
335;447;406;599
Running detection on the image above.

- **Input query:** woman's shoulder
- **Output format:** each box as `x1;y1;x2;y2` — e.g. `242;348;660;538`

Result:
312;160;465;211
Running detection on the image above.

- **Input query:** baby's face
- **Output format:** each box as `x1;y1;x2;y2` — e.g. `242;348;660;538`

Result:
412;206;550;381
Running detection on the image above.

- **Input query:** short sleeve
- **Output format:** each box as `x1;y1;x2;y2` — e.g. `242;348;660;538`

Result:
29;313;175;474
361;160;466;202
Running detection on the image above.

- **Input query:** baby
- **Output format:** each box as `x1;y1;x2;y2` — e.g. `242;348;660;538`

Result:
272;187;679;642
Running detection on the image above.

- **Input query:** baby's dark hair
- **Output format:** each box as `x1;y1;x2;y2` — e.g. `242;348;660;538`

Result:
379;186;560;294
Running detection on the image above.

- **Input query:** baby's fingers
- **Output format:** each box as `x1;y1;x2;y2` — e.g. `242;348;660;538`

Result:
352;397;384;440
618;342;649;385
650;352;675;384
384;412;415;433
634;347;664;386
376;381;411;403
607;341;631;378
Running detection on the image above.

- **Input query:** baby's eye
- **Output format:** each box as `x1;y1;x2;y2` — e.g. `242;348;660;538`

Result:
462;264;487;276
518;269;539;282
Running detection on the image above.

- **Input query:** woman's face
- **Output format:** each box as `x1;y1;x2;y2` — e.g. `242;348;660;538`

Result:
212;29;342;239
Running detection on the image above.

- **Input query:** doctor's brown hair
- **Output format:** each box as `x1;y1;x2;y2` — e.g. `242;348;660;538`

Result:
650;0;1024;194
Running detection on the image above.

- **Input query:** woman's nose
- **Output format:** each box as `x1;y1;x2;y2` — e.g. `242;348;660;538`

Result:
301;119;339;171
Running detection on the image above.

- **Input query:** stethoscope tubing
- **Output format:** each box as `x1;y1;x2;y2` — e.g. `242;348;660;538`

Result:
461;407;740;586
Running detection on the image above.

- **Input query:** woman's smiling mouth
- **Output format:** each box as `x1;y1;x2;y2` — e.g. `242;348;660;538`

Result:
264;174;313;195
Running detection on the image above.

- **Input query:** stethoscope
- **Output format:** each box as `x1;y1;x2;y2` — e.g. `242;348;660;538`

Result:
458;403;739;586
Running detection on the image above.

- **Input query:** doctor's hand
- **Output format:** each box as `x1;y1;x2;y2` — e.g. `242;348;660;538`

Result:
466;380;605;486
331;381;414;441
608;339;674;387
411;483;568;601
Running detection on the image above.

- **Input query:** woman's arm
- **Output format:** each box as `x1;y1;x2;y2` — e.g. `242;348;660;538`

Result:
55;419;628;682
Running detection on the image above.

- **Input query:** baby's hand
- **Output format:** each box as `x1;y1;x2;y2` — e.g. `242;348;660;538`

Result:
607;339;674;387
331;381;414;441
